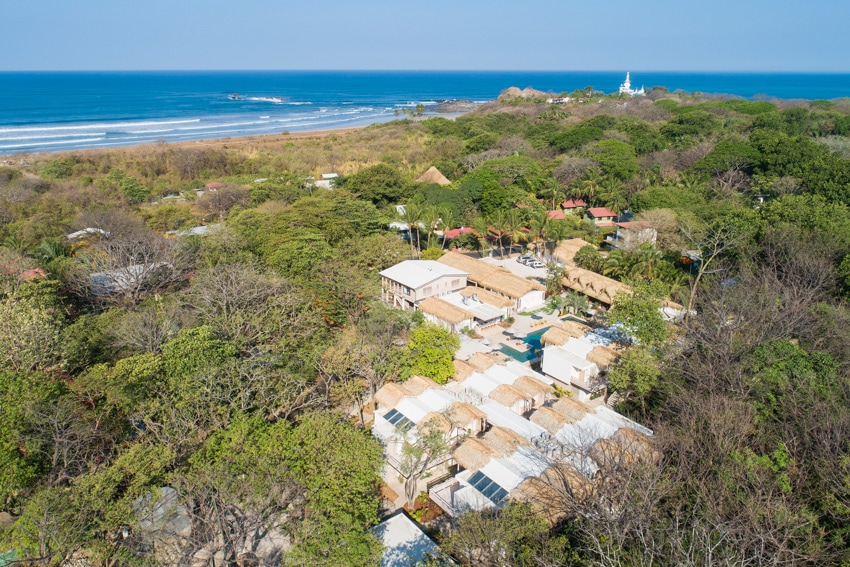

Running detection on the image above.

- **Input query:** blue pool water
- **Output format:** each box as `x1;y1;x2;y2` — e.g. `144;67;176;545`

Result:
500;344;537;363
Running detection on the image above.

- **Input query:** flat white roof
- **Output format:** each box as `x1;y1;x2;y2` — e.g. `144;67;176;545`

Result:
380;260;468;290
372;512;439;567
478;400;547;440
541;347;598;384
562;337;595;359
440;292;505;322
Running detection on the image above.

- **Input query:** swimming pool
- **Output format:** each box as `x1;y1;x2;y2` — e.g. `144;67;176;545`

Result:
523;326;551;350
500;344;538;363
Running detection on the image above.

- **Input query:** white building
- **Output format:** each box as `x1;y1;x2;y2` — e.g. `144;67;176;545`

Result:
380;260;468;311
618;72;645;97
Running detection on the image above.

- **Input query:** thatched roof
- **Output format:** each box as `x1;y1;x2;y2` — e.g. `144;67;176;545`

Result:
541;327;572;346
375;382;411;409
404;374;440;396
587;345;619;369
448;402;487;429
611;427;661;464
542;320;592;346
416;166;451;186
438;252;545;300
511;464;593;524
417;412;453;434
481;426;529;457
454;359;476;381
488;384;531;409
561;265;632;305
513;375;555;399
460;286;514;309
552;238;596;266
453;437;495;470
550;396;592;422
467;352;496;372
418;296;473;325
662;299;685;311
530;406;574;434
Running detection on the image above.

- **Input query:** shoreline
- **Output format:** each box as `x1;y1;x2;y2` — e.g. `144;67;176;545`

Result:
0;110;473;160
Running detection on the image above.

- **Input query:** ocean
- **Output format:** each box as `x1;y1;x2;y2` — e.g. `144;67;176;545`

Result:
1;71;850;155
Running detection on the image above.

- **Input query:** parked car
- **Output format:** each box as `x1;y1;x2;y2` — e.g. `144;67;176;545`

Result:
528;260;546;269
517;255;534;265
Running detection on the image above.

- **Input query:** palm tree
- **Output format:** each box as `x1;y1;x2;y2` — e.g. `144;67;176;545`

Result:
546;220;572;259
528;209;550;258
603;249;629;278
486;211;508;258
504;209;529;256
539;177;564;211
400;203;423;259
438;206;457;251
577;167;604;206
471;216;494;258
421;205;441;250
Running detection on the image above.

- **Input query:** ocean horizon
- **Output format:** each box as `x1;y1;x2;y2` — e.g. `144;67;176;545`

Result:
2;70;850;155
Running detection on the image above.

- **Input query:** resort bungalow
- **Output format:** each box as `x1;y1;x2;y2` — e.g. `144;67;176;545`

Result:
586;207;618;227
373;356;652;520
540;345;602;402
437;252;546;315
561;265;631;306
380;260;468;311
605;221;657;250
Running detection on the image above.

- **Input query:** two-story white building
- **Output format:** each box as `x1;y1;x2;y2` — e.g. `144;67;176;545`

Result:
380;260;469;312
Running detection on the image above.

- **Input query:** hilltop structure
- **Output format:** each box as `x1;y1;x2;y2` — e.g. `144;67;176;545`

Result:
618;72;645;97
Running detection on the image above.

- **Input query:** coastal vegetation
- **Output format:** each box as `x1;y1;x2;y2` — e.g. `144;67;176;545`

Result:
2;87;850;565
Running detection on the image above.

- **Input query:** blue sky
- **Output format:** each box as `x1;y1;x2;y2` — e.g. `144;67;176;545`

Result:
5;0;849;71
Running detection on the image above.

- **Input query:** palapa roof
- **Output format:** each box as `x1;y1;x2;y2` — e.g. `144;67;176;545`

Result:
550;396;591;422
416;166;451;186
512;375;555;399
467;352;496;372
552;238;596;266
553;319;592;340
591;428;660;469
448;402;487;428
453;437;495;470
438;252;545;300
481;425;529;457
460;286;514;309
587;345;620;368
375;382;411;409
453;359;476;381
488;384;532;408
561;265;632;305
418;296;473;325
417;412;453;434
404;375;441;396
511;464;593;525
541;327;572;346
611;427;661;464
530;406;575;434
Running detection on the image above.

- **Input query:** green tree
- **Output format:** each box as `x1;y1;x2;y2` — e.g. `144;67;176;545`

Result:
341;163;412;206
608;283;670;346
401;324;460;384
607;346;660;415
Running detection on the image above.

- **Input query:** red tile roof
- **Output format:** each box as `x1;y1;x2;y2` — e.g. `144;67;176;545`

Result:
443;227;478;239
562;198;587;208
548;210;566;220
587;207;618;218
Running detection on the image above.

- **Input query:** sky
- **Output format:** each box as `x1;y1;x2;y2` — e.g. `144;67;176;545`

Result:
4;0;850;72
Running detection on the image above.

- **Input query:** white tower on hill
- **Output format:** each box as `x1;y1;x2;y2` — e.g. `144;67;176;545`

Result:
619;72;645;96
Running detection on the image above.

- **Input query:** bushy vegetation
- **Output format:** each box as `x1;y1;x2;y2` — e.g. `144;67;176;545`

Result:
2;89;850;565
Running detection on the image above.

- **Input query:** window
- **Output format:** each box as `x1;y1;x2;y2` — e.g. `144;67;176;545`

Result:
467;470;509;504
423;286;432;295
452;279;460;287
384;409;414;430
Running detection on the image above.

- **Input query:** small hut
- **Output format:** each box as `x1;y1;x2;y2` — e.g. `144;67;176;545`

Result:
404;375;441;396
550;396;591;422
375;382;411;410
586;345;620;369
513;376;555;407
488;384;532;415
453;359;476;382
453;438;495;471
530;406;574;434
415;166;451;186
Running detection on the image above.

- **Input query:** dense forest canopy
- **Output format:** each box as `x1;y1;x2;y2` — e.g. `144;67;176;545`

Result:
2;87;850;566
